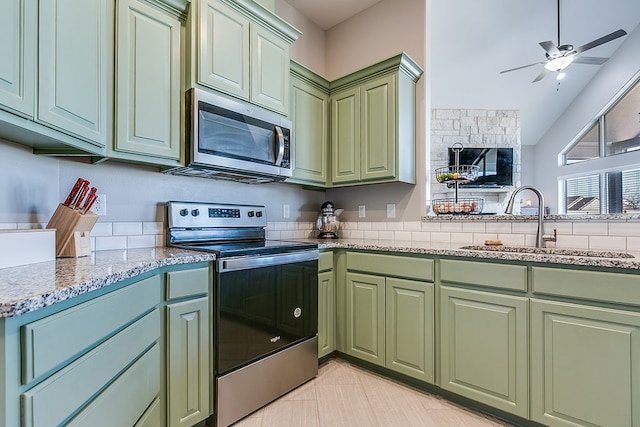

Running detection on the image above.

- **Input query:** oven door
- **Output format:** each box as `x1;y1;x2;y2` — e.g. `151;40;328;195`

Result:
215;250;318;375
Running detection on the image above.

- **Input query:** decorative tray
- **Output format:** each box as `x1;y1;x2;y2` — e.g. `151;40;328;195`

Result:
435;165;479;183
432;198;483;215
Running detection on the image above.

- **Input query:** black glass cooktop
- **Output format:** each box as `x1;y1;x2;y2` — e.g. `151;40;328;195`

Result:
172;239;317;257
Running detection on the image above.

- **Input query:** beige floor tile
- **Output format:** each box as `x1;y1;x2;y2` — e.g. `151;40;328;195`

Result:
230;359;517;427
316;383;379;426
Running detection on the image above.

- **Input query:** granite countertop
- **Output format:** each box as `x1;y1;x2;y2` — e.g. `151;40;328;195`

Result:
311;238;640;270
0;248;216;318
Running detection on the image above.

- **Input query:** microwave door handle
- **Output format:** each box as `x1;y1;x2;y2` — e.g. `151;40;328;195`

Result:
274;126;285;166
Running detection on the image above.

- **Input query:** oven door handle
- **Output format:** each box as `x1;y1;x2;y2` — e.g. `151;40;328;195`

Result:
219;250;319;272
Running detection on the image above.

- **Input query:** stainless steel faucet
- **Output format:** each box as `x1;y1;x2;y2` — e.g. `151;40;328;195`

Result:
505;186;557;248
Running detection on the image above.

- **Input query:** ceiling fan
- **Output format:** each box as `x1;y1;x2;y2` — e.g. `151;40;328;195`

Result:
500;0;627;82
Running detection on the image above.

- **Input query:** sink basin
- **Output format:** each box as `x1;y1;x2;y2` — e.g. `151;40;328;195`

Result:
460;245;634;259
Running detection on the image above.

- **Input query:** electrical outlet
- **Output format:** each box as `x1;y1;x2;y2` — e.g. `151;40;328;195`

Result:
283;204;290;219
358;205;366;218
387;203;396;219
93;194;107;216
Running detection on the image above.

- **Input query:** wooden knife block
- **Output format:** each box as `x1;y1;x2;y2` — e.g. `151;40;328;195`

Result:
46;204;99;257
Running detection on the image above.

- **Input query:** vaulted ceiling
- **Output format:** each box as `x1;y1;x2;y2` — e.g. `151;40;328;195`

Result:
283;0;640;146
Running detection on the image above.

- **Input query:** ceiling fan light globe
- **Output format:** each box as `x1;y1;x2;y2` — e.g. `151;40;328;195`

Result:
544;55;575;71
556;72;566;80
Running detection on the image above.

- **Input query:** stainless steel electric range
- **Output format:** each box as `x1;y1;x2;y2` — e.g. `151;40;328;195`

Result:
166;201;319;427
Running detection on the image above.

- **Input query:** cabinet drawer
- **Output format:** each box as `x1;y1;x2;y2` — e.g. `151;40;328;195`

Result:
347;252;434;282
166;266;210;300
440;259;527;292
532;266;640;306
67;344;161;427
21;309;160;427
22;275;161;384
319;252;333;272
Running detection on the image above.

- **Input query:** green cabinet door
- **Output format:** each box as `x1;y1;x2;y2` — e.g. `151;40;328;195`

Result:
114;0;181;163
167;297;210;427
250;22;290;114
37;0;113;147
346;272;385;366
331;87;361;185
531;299;640;427
440;286;528;418
0;0;36;117
198;0;250;100
318;270;335;358
385;278;434;383
289;63;330;186
360;74;396;182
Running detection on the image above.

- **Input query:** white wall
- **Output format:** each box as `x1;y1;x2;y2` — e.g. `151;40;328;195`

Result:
0;139;325;225
323;0;428;222
534;23;640;212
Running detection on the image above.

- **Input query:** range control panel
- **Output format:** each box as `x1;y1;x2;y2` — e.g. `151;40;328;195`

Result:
167;201;266;229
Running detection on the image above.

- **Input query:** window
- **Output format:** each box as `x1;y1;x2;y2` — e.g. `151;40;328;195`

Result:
563;77;640;164
564;168;640;215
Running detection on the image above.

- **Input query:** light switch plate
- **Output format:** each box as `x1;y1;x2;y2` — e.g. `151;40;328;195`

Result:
387;204;396;218
358;205;366;218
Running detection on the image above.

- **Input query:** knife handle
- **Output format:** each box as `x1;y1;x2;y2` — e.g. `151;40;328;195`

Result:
82;192;98;214
63;178;85;206
73;181;90;209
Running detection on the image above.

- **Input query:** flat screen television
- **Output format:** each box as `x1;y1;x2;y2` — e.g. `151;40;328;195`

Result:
448;147;513;187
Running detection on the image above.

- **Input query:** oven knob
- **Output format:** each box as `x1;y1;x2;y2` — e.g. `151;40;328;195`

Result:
247;211;255;217
179;208;189;217
191;209;200;217
256;211;263;218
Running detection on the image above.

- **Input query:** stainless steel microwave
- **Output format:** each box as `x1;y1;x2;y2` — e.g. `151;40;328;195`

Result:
166;88;292;183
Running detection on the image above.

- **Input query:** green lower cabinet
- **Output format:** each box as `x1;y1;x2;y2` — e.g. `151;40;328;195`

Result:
346;271;434;382
385;278;434;383
167;297;210;427
440;286;528;418
318;270;335;358
346;272;385;365
531;298;640;427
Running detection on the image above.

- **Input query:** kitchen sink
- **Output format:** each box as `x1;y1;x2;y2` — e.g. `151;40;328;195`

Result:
460;245;635;259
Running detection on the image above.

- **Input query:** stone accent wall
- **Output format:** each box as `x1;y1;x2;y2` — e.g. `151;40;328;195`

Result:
430;109;521;213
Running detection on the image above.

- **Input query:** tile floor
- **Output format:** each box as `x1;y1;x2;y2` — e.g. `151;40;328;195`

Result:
231;358;517;426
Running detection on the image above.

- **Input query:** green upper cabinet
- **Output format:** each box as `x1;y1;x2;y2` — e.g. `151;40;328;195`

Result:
330;53;422;187
288;62;330;186
0;0;36;118
113;0;182;166
193;0;300;115
38;0;114;149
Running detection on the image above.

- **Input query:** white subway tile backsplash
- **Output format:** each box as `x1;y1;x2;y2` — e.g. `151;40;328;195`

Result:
280;231;295;239
430;232;451;243
547;221;572;235
91;222;112;237
113;222;142;236
364;231;379;240
127;235;156;249
440;222;463;232
498;234;525;246
357;222;372;230
403;221;421;231
511;222;537;234
462;222;486;233
411;231;431;242
394;231;412;241
609;222;640;236
386;222;404;231
371;222;388;231
142;222;163;235
572;222;608;236
420;222;441;232
472;233;498;244
485;222;512;234
588;235;626;250
348;230;364;239
95;236;128;251
555;235;589;249
378;231;395;240
450;233;473;244
627;237;640;251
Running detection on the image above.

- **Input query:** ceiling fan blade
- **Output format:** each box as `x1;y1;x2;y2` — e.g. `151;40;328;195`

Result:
539;40;560;56
574;29;627;54
572;56;609;65
500;62;544;74
532;68;549;83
